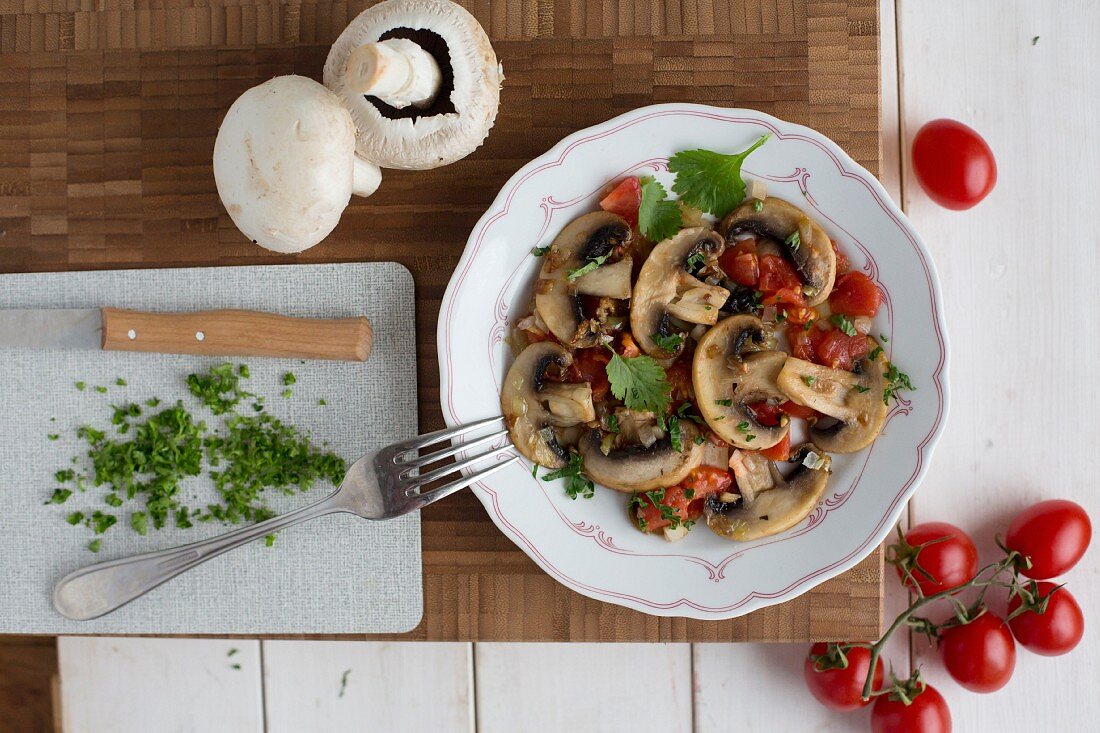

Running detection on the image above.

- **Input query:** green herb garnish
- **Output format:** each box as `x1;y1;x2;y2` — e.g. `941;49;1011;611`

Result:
668;416;682;452
282;372;296;386
566;253;610;281
532;245;550;257
830;314;858;337
651;332;683;353
668;134;770;217
606;353;671;415
715;399;733;407
75;381;86;391
88;539;102;553
638;177;683;242
883;362;915;405
785;231;801;251
801;375;816;387
541;453;595;500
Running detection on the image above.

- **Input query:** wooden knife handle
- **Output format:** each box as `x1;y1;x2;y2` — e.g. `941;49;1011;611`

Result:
100;308;372;362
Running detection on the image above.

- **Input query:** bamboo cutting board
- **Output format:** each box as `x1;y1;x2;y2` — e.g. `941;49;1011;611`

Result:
0;0;884;641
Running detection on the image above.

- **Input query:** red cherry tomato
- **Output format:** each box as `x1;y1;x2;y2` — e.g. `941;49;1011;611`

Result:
894;522;978;596
1008;582;1085;656
802;643;883;712
759;432;790;462
718;240;760;287
911;119;997;210
1005;499;1091;579
828;272;882;318
871;684;951;733
939;611;1016;693
599;177;641;226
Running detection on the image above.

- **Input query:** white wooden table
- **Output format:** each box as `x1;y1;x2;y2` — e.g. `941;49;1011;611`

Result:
56;2;1100;730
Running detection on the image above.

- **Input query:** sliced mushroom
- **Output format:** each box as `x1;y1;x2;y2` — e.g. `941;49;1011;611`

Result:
705;444;831;541
578;423;704;493
631;228;728;357
501;342;577;469
613;408;665;448
720;197;836;305
534;211;632;346
776;346;888;453
574;257;633;299
727;448;774;504
540;382;595;426
693;315;789;449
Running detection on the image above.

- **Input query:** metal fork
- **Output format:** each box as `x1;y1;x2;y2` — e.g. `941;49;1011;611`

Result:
53;416;518;621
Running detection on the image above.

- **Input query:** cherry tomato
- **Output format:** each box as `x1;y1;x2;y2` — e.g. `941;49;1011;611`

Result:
718;240;760;287
894;522;978;596
1005;499;1091;579
911;119;997;210
1008;582;1084;656
758;254;801;292
828;272;882;318
759;432;790;461
939;611;1016;693
565;348;611;401
599;177;641;225
831;239;851;275
802;643;883;711
780;400;818;420
871;684;951;733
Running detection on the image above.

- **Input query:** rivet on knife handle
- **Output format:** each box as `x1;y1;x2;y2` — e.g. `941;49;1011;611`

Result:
100;308;373;362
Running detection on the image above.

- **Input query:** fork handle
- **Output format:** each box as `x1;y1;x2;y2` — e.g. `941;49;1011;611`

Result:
53;491;345;621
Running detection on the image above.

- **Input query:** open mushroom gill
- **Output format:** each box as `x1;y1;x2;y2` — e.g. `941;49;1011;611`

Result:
368;28;457;119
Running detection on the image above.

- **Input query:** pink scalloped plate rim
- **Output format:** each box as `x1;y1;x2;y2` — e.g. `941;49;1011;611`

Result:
438;104;950;620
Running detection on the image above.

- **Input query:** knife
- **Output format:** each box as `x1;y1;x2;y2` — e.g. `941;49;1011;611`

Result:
0;307;373;362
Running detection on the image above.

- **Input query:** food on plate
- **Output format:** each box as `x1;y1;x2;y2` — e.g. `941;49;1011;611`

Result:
45;364;346;553
939;611;1016;693
1007;582;1084;656
503;136;914;542
911;118;997;210
1004;499;1091;579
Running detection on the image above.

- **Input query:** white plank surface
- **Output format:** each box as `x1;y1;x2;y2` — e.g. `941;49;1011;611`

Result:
899;0;1100;728
474;643;692;733
57;637;263;733
261;641;473;733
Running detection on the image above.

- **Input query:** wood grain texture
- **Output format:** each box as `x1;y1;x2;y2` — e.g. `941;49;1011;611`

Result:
0;636;57;733
0;0;883;641
101;308;373;360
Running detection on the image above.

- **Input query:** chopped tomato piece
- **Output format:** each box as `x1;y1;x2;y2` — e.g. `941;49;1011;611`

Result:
814;329;869;371
787;325;822;362
758;254;801;292
764;286;808;307
599;177;641;227
666;359;693;402
759;433;790;461
565;347;611;400
746;401;783;427
780;400;817;420
780;305;816;326
633;466;733;533
718;240;760;287
831;239;851;275
829;272;882;318
617;332;641;358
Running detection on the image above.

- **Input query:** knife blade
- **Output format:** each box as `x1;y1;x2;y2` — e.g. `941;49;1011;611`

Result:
0;307;372;362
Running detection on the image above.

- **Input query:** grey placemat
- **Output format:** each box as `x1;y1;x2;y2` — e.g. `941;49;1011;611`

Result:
0;263;421;634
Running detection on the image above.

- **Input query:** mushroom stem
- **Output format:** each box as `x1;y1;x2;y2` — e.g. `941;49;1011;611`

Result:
351;157;383;197
345;39;442;109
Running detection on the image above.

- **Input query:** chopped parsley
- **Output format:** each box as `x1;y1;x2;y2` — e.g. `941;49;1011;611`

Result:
264;534;276;547
736;421;756;442
88;539;102;553
131;511;148;536
693;434;706;445
46;488;72;505
88;511;116;534
830;314;858;336
94;386;108;394
66;511;84;525
566;253;610;281
715;399;733;407
638;176;683;242
75;381;86;391
605;352;671;415
883;362;916;405
607;414;620;433
282;372;296;386
853;386;871;394
104;494;123;507
785;230;801;251
115;378;127;387
753;199;764;212
187;362;253;415
668;134;770;217
281;389;293;398
668;416;683;452
541;453;595;500
869;346;884;361
651;332;683;353
532;245;550;257
801;375;817;387
685;249;706;272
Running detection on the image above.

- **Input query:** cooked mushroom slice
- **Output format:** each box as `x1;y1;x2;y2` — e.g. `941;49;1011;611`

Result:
727;448;774;504
705;444;831;541
631;228;729;357
534;211;632;346
500;342;581;469
693;315;789;449
720;197;837;305
574;257;633;299
613;408;666;448
776;347;888;453
578;423;704;493
540;382;595;426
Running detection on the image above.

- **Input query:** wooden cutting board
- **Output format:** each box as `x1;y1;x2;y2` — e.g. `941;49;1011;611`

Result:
0;0;884;641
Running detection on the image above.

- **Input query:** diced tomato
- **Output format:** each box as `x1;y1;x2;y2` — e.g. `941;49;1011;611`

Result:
666;359;693;402
780;400;818;420
758;255;802;292
566;348;611;400
764;286;808;307
718;240;760;287
759;433;790;461
782;305;817;326
746;401;783;427
814;329;870;371
616;332;641;358
599;177;641;227
829;272;882;318
787;325;822;362
633;466;733;533
831;239;851;275
682;466;734;516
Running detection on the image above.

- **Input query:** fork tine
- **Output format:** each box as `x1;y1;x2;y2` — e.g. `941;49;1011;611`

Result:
388;415;504;455
405;441;515;487
410;455;521;509
399;428;509;470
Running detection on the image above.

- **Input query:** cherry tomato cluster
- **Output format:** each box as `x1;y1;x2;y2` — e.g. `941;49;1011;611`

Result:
803;499;1090;732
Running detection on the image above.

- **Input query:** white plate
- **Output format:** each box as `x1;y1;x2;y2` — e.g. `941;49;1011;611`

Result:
438;104;949;620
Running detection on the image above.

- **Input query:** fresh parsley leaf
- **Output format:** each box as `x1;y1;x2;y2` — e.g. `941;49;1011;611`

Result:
94;386;108;394
532;245;550;257
104;493;123;507
607;414;620;433
746;434;757;442
801;375;816;387
715;399;733;407
830;314;858;336
668;416;682;452
47;434;59;441
883;362;916;405
566;253;610;281
685;249;706;272
785;230;801;251
281;389;293;398
88;539;102;553
541;453;595;500
66;511;84;525
693;434;706;445
736;421;750;432
638;177;683;242
775;309;788;324
651;332;683;353
606;353;671;415
75;381;86;391
131;511;148;536
264;534;276;547
881;334;889;342
88;511;116;534
668;134;771;217
282;372;296;386
115;378;127;387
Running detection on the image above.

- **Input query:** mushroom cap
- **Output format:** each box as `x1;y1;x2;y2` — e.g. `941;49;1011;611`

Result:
720;196;837;305
213;75;371;254
693;314;790;449
776;346;889;453
704;444;831;541
501;341;573;469
631;227;727;358
534;211;632;345
578;423;704;493
323;0;502;170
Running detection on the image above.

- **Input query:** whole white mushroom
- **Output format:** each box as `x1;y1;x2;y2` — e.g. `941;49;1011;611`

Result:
213;75;382;254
